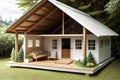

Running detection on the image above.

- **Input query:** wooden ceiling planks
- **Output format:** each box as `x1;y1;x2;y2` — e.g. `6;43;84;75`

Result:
7;0;48;32
27;8;58;32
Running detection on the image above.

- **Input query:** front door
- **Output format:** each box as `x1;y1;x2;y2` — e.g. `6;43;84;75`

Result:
62;38;70;58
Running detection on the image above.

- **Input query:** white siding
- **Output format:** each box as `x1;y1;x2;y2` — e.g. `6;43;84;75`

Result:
98;37;111;63
23;35;111;64
43;37;61;59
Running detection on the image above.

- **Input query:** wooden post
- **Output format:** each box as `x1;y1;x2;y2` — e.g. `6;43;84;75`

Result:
62;12;64;35
15;31;18;57
83;27;87;60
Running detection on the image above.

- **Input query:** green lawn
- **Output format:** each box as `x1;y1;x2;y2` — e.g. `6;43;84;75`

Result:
0;58;120;80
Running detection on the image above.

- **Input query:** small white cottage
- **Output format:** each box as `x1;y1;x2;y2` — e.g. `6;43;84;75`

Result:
6;0;118;64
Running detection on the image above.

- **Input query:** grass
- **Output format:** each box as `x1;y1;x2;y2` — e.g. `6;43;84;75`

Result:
0;58;120;80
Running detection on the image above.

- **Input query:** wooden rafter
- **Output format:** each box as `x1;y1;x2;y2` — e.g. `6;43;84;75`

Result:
26;20;37;22
27;8;58;32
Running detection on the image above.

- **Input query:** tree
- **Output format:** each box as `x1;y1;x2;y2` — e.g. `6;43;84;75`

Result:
86;52;96;64
16;0;39;12
16;47;24;62
105;0;120;17
16;0;106;17
10;48;16;62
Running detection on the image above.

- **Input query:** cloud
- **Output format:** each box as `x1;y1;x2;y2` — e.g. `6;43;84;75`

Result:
0;0;22;21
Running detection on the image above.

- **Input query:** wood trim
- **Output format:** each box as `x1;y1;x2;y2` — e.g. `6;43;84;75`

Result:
15;32;18;56
35;34;83;37
83;27;87;59
62;12;64;35
27;8;58;32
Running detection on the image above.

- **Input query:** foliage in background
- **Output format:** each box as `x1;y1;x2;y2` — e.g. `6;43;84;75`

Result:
105;0;120;19
0;24;23;57
16;0;40;12
16;47;24;62
0;15;12;26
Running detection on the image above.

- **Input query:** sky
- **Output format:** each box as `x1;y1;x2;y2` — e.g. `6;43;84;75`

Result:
0;0;22;21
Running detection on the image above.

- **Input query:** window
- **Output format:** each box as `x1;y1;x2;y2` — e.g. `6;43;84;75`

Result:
35;40;40;47
28;40;33;48
88;40;96;50
52;39;57;49
75;39;82;49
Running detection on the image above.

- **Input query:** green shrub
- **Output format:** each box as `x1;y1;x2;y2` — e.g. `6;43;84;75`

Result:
16;47;24;62
10;48;16;62
87;52;96;64
82;58;87;66
82;52;96;67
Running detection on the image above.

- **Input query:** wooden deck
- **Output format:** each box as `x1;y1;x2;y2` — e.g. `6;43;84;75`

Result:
7;57;114;75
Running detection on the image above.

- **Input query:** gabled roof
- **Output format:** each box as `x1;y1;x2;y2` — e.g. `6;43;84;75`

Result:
6;0;119;37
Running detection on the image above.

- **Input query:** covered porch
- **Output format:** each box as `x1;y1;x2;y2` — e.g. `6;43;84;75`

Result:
6;0;90;62
7;57;114;75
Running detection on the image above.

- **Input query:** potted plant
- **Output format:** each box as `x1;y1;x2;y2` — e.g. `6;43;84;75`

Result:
24;54;33;63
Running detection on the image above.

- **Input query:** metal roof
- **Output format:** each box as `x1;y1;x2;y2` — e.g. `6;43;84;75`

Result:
6;0;118;37
49;0;119;37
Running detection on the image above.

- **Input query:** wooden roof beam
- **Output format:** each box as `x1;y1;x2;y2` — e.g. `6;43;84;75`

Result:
26;20;38;22
27;8;58;32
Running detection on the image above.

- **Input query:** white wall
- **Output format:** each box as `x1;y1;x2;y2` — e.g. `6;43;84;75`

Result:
98;36;111;63
43;37;61;59
23;34;111;64
43;35;99;63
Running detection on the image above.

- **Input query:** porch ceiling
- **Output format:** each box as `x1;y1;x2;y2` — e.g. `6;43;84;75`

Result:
6;0;62;34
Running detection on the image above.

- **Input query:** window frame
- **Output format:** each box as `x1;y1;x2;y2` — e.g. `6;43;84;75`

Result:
88;39;96;50
35;40;40;47
52;39;57;49
28;40;33;48
75;39;82;50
